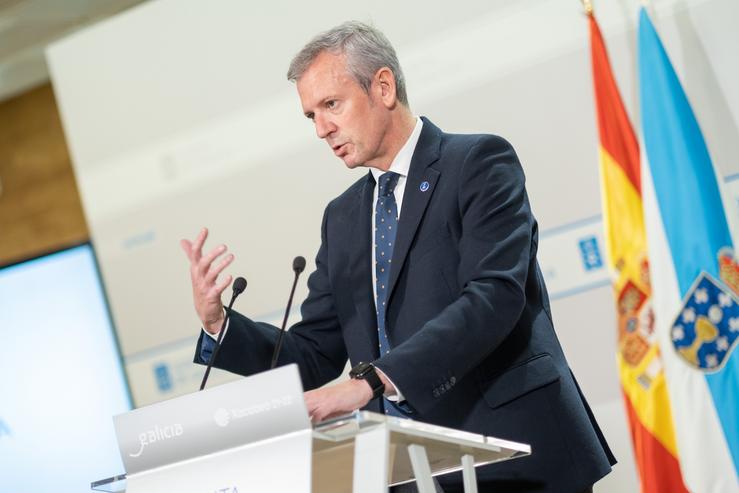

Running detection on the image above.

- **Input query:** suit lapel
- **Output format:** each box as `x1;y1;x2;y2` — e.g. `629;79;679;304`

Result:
387;119;442;304
350;172;380;357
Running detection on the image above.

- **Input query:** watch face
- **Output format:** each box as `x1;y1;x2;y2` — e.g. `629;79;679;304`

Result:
351;362;371;378
350;362;384;399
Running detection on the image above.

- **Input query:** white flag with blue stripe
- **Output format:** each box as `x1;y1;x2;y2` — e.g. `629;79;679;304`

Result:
638;7;739;492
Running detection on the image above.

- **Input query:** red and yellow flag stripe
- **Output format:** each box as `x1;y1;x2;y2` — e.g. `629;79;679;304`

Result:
587;11;688;493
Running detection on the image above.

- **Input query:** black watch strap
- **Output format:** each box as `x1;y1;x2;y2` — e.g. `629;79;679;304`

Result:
349;362;385;400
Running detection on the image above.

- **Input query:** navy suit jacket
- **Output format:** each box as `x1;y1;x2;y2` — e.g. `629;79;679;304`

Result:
195;118;615;491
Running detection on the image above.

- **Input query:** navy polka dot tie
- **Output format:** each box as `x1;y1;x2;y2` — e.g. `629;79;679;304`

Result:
375;172;405;417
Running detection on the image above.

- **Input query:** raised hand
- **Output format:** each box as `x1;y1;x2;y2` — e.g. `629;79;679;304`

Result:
180;228;235;334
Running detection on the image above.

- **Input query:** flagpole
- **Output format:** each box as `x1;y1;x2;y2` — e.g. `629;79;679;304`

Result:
580;0;593;16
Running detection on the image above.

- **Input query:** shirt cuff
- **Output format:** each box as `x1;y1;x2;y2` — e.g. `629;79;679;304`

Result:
203;308;230;341
374;367;405;402
199;309;230;363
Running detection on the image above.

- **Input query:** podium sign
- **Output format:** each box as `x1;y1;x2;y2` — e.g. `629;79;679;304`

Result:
114;364;311;492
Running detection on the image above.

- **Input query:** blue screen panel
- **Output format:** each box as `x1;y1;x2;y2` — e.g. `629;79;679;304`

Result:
0;244;131;492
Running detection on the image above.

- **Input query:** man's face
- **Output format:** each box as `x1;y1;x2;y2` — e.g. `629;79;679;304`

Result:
296;51;390;169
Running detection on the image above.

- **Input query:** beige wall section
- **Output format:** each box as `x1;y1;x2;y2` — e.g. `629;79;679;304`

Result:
0;83;88;264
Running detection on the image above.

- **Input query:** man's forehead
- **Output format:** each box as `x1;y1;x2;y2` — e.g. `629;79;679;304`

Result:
296;52;356;110
300;52;350;84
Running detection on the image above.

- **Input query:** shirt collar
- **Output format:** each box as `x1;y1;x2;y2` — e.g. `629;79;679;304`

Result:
370;117;423;182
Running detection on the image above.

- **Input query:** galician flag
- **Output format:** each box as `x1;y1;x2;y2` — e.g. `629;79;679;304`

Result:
638;7;739;492
586;8;687;492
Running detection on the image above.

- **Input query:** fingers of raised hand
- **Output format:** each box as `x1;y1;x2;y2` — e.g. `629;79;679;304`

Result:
180;239;193;258
180;228;208;262
212;274;233;297
191;228;208;261
205;253;235;284
197;244;228;275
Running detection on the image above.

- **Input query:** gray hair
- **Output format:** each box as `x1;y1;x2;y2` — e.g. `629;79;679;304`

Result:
287;21;409;106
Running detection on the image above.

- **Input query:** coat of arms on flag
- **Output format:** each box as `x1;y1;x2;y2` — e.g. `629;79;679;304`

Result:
617;258;655;370
671;249;739;371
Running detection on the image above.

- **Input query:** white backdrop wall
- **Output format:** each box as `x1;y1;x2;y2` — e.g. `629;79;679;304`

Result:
46;0;739;491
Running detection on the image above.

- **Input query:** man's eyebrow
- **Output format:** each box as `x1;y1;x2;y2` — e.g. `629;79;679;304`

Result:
303;96;337;119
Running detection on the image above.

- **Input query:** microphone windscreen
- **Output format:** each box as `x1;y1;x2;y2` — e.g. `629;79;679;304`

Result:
292;256;306;274
232;277;247;295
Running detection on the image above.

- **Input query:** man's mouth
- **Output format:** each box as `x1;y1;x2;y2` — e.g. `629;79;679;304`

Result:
332;143;347;156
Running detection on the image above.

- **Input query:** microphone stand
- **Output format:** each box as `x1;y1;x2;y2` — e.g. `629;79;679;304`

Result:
270;257;306;369
199;278;246;390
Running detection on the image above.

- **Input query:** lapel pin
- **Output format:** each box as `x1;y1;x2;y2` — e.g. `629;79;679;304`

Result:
419;181;430;192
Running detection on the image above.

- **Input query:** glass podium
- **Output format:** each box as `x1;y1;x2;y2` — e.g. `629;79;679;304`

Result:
93;410;530;493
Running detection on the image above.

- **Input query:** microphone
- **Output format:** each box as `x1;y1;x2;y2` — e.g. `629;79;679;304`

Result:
199;276;247;391
270;256;306;369
232;276;248;296
293;256;306;274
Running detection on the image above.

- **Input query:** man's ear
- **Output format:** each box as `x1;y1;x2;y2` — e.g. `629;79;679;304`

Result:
375;67;397;108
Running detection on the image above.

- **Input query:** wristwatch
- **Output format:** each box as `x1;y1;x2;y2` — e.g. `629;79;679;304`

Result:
349;362;385;400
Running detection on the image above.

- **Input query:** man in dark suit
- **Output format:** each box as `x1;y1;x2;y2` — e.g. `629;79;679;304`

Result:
182;21;615;492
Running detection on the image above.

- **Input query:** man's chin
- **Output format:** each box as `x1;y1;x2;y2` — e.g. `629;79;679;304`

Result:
340;156;363;169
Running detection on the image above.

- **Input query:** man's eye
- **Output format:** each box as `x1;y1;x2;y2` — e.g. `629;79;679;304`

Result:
326;100;336;109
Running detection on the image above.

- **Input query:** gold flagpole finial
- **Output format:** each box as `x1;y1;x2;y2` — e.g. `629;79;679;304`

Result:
581;0;594;15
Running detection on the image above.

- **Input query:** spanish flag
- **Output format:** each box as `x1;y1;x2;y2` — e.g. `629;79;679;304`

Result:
586;8;688;492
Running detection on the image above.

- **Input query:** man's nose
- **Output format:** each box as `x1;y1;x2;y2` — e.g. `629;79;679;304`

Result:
314;114;336;139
